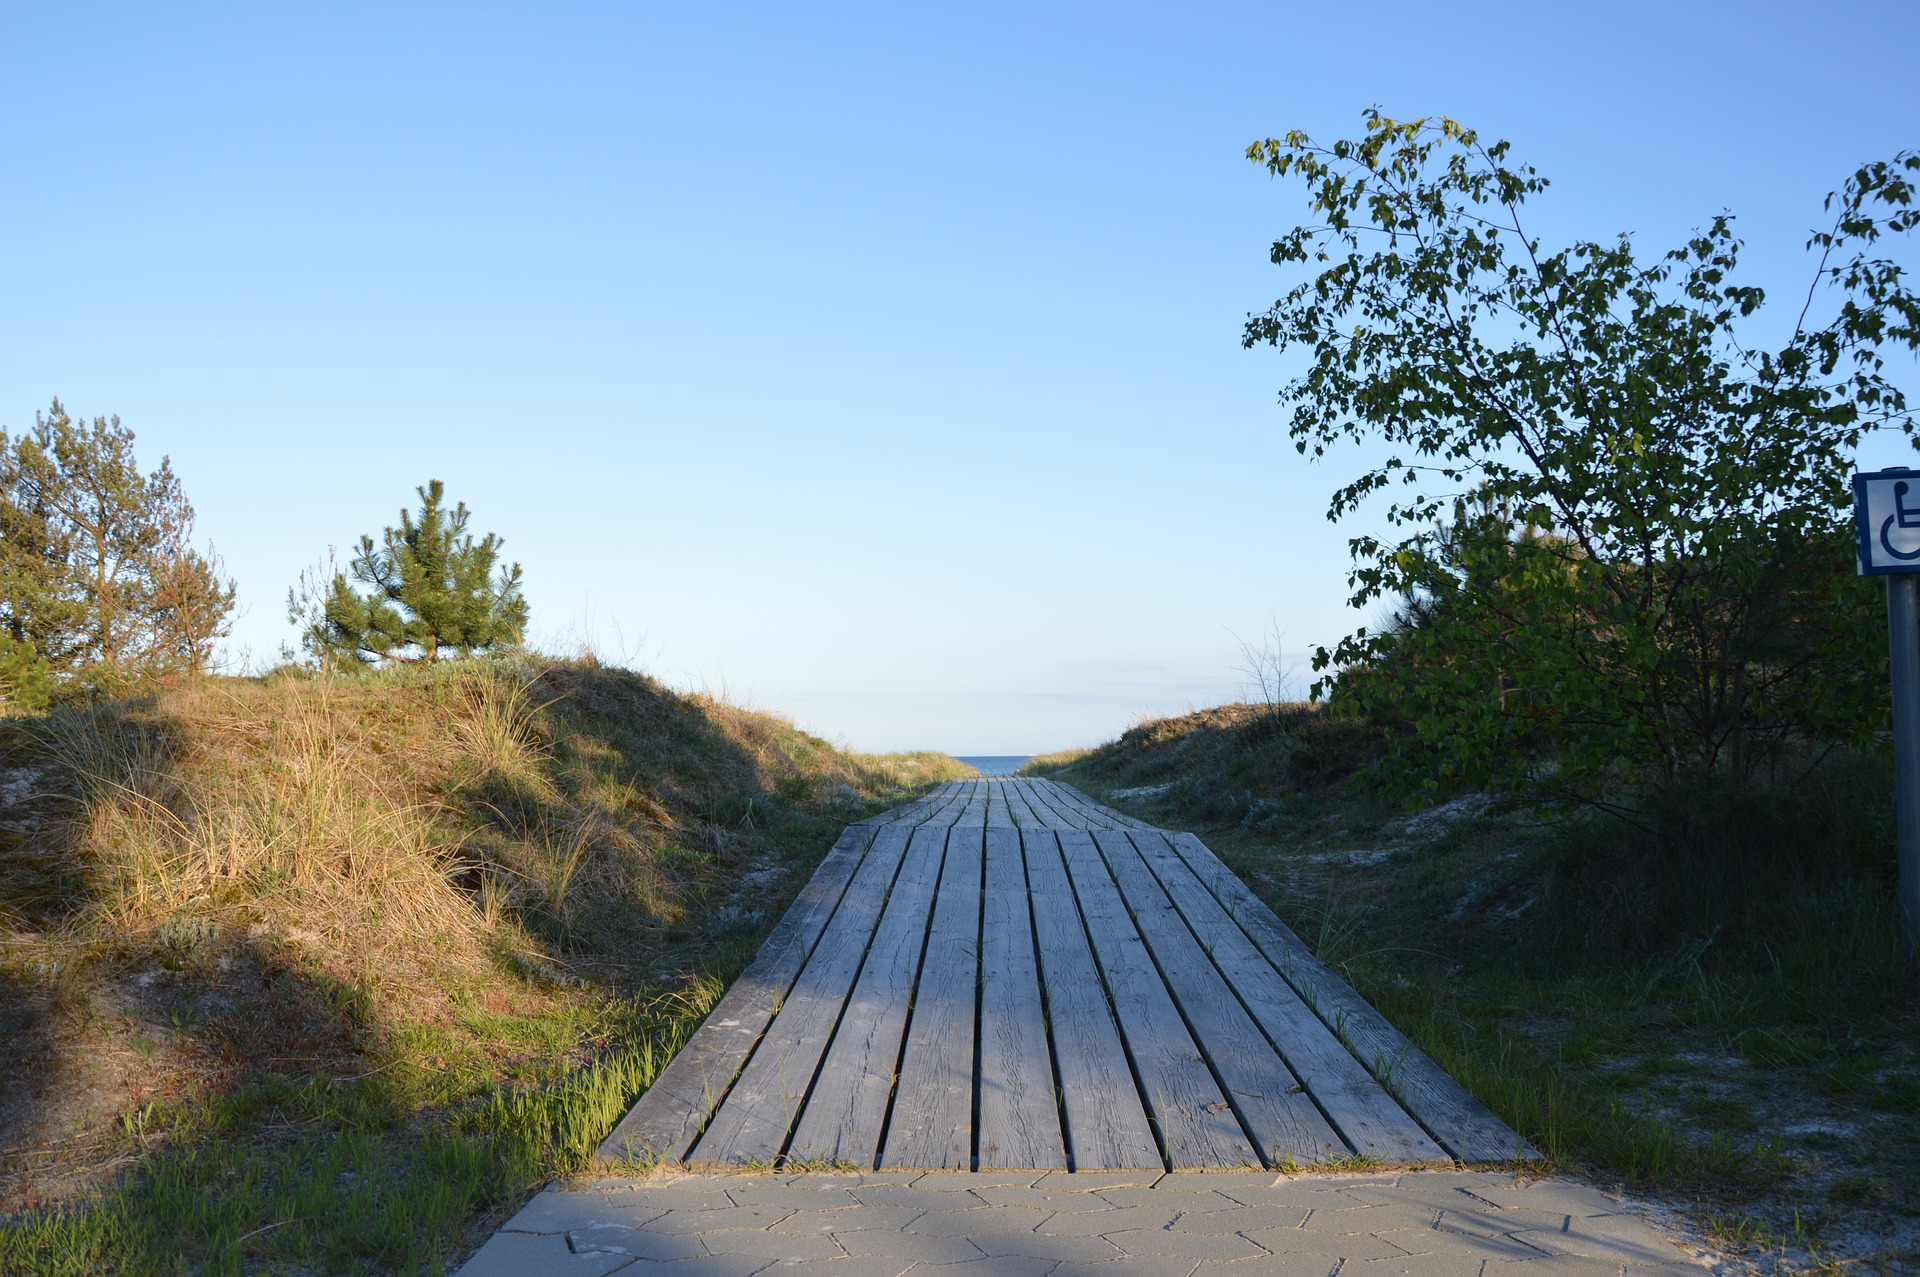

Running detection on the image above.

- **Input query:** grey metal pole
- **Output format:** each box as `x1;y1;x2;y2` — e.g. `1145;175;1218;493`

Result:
1888;574;1920;961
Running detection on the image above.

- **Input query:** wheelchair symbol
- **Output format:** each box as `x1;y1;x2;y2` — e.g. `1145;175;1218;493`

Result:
1883;481;1920;561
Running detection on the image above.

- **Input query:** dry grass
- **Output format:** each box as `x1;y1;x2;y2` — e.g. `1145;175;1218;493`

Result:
15;672;504;1009
1015;746;1090;775
0;656;968;1268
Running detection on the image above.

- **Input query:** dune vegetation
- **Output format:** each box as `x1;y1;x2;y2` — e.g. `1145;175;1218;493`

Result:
0;656;968;1274
1030;703;1918;1272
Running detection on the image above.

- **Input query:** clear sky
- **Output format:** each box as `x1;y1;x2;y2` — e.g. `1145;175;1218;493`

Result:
4;2;1916;753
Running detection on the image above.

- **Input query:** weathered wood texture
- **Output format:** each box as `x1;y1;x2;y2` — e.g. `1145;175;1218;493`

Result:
976;828;1067;1169
687;826;913;1168
881;825;983;1169
608;778;1531;1171
596;823;877;1161
1128;829;1448;1163
1056;829;1254;1169
1162;829;1539;1163
786;826;948;1167
1022;829;1163;1169
1091;830;1345;1166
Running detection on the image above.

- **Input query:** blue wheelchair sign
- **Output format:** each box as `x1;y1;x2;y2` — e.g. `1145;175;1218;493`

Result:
1855;469;1920;574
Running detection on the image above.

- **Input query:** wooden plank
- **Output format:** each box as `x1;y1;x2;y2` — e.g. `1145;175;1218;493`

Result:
1021;780;1085;829
953;780;990;829
1002;780;1045;829
879;825;983;1169
1016;779;1066;829
985;782;1016;828
786;825;949;1167
907;784;966;829
865;793;934;828
1164;831;1537;1163
1021;830;1163;1170
1092;831;1346;1166
1128;831;1447;1163
921;781;972;823
688;826;913;1168
920;781;970;829
1034;780;1110;829
976;828;1067;1169
871;781;963;828
598;824;878;1161
1054;830;1255;1169
1049;780;1152;831
1046;780;1131;830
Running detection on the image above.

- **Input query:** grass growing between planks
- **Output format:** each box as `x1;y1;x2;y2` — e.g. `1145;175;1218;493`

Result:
1031;702;1919;1273
0;656;969;1274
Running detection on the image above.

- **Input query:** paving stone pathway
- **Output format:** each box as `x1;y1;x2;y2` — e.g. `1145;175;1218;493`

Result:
454;1169;1705;1276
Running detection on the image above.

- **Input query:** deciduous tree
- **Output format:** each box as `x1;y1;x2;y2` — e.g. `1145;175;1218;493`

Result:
1244;114;1920;800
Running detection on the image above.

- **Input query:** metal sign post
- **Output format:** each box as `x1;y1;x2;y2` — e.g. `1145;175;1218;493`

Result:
1854;468;1920;960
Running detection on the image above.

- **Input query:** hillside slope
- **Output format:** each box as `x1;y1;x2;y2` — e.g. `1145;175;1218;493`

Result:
0;657;968;1273
1027;703;1918;1274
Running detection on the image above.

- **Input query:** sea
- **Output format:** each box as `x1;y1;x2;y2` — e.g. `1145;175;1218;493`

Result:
955;756;1031;776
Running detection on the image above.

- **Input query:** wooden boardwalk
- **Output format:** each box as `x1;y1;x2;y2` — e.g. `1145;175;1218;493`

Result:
599;778;1532;1172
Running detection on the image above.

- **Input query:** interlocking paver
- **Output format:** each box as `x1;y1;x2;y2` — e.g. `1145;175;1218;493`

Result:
848;1184;987;1210
1236;1227;1412;1260
911;1259;1058;1277
1104;1228;1270;1260
1434;1207;1539;1239
1388;1225;1554;1262
1510;1216;1686;1265
1443;1205;1559;1236
599;1185;742;1212
770;1205;926;1235
696;1229;845;1260
564;1222;706;1261
1190;1258;1345;1277
634;1257;782;1277
969;1232;1128;1261
1495;1260;1642;1276
831;1229;985;1262
1428;1178;1619;1215
972;1185;1130;1211
645;1205;796;1234
1155;1172;1279;1194
455;1230;636;1277
1299;1203;1441;1234
903;1205;1053;1236
942;1172;1050;1189
1340;1256;1492;1276
1098;1187;1242;1211
725;1179;865;1210
1030;1171;1164;1192
765;1260;916;1277
1205;1183;1367;1210
1037;1204;1183;1236
1170;1204;1310;1233
456;1172;1703;1277
1054;1261;1205;1277
503;1188;670;1234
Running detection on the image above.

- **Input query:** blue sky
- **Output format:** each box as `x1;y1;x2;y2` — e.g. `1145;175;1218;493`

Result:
3;2;1916;753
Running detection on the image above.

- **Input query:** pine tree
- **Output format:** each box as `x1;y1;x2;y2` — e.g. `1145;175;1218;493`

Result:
0;400;235;694
313;480;528;664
